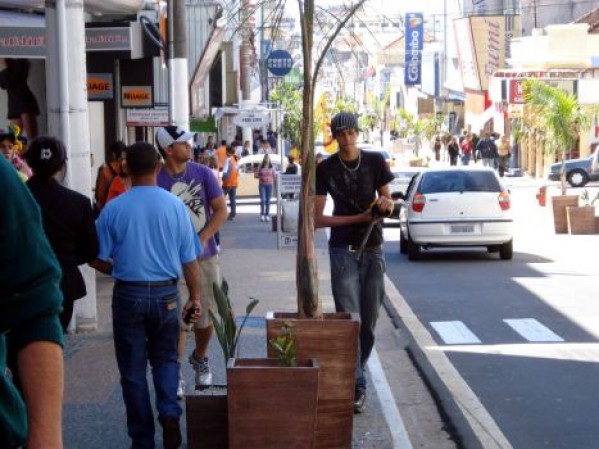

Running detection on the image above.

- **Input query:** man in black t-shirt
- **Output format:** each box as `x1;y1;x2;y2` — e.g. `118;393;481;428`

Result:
315;112;394;414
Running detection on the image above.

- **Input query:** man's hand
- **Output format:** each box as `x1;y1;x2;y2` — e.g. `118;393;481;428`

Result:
182;296;202;324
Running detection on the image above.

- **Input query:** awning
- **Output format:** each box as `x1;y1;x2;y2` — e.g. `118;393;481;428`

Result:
190;26;225;116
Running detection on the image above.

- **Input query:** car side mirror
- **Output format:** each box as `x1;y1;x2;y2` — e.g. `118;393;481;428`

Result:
391;191;405;201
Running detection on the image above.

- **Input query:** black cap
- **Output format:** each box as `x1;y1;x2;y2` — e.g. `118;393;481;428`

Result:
331;112;359;137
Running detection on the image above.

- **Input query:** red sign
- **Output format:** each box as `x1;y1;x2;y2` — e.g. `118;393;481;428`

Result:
509;79;524;104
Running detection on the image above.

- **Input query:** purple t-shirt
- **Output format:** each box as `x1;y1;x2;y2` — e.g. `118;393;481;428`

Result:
157;162;223;259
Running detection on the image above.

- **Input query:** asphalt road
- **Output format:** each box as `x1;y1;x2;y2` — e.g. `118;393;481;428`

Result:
382;182;599;449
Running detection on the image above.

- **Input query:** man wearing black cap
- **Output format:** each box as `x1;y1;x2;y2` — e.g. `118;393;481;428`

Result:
315;111;395;414
155;126;227;397
95;141;202;449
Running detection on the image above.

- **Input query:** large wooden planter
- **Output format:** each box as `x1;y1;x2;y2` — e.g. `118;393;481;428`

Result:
552;195;579;233
567;206;596;234
266;312;359;449
227;358;320;449
185;387;228;449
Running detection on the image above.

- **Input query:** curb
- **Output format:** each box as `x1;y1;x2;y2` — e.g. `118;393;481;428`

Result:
383;277;513;449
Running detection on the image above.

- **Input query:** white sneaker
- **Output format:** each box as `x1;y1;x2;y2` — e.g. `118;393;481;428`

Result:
189;352;212;389
260;215;265;222
265;215;271;222
177;379;185;400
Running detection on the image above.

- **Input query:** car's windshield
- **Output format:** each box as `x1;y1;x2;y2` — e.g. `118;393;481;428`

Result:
418;171;502;194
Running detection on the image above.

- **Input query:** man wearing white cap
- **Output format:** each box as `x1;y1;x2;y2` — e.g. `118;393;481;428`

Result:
155;126;227;397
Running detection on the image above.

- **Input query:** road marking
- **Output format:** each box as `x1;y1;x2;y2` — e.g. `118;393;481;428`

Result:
503;318;564;342
430;321;482;345
369;348;414;449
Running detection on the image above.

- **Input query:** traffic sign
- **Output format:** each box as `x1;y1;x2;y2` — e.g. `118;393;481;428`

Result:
266;49;293;77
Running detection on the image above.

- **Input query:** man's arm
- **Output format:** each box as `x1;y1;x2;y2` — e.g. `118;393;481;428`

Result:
18;341;64;449
182;259;202;320
89;258;113;275
199;195;227;248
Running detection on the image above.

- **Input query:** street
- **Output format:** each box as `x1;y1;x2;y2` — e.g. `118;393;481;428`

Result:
382;181;599;448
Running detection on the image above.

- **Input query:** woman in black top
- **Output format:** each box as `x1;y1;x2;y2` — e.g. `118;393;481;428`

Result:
24;136;99;331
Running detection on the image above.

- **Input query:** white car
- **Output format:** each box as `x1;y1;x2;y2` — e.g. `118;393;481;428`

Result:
389;167;423;196
236;154;286;197
397;167;514;261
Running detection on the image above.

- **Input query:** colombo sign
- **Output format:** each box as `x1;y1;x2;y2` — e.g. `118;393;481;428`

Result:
233;111;271;127
266;49;293;77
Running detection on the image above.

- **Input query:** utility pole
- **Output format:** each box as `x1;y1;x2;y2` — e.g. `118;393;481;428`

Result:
167;0;189;128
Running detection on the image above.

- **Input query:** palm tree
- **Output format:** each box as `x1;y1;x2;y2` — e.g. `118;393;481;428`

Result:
523;79;593;194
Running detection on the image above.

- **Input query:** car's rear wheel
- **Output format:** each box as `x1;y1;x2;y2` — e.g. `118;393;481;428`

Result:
399;230;408;254
407;237;421;261
567;169;589;188
499;240;513;260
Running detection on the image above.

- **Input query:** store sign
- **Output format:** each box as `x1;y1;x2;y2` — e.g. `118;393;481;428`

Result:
404;12;423;86
87;73;113;100
280;175;301;194
85;27;132;52
122;86;152;108
509;79;524;104
266;49;293;77
126;107;169;126
232;111;271;127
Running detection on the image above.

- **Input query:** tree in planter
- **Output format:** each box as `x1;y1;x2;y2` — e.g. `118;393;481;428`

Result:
522;79;593;194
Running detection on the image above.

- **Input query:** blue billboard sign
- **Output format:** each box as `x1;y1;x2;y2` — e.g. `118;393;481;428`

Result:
404;12;424;86
267;49;293;77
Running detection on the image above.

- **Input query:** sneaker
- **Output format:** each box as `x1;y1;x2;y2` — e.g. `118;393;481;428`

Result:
265;215;271;222
353;388;366;414
189;352;212;389
176;378;185;400
161;416;182;449
260;215;265;222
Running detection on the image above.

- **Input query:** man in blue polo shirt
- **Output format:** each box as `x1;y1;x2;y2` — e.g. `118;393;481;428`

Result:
95;142;201;449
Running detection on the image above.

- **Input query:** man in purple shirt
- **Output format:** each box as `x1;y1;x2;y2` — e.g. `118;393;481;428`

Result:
156;126;228;396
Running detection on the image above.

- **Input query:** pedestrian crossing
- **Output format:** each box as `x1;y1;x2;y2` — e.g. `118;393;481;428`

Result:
430;318;565;345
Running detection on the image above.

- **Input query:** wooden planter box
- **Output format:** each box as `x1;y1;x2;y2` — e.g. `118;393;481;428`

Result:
567;206;596;234
552;195;579;234
185;387;228;449
266;312;359;449
227;358;320;449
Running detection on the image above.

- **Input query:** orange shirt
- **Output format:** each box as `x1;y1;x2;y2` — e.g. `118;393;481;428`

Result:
106;176;128;203
215;145;228;170
222;156;239;188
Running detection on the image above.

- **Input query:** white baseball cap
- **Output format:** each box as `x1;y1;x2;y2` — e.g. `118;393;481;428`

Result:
155;126;195;150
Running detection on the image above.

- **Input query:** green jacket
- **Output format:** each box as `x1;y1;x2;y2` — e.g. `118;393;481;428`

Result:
0;157;64;447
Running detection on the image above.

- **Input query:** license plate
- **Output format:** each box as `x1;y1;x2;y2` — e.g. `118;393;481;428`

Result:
450;224;475;233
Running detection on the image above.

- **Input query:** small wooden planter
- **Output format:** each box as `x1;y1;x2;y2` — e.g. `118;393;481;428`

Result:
185;387;228;449
266;312;359;449
227;358;320;449
567;206;596;234
552;195;579;234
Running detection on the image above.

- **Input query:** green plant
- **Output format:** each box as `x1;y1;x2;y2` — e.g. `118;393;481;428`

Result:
209;279;259;364
580;189;599;206
268;322;297;367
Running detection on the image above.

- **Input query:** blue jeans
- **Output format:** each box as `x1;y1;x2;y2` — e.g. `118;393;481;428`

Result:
329;247;386;391
112;284;182;449
259;183;273;216
223;186;237;217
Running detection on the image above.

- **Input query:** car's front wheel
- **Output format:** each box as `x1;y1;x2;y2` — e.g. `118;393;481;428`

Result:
567;169;589;188
399;230;408;254
407;237;421;261
499;240;513;260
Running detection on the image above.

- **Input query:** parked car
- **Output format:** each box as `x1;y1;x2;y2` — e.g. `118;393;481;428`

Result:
389;167;422;196
548;148;599;187
397;167;514;261
236;154;286;197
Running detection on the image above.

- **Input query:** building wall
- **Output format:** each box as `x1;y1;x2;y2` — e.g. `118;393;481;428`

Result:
521;0;599;36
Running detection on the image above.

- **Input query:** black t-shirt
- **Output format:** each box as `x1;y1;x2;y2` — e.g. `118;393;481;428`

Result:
284;163;298;175
316;150;394;247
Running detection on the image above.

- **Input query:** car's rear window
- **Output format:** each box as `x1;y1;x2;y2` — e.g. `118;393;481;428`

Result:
418;171;501;194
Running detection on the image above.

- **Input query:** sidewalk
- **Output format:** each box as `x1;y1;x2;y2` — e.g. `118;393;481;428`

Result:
62;206;396;448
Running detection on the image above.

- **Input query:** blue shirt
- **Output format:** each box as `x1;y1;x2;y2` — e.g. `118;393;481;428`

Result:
96;186;199;281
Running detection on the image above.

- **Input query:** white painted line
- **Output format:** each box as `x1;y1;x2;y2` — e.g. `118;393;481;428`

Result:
503;318;564;342
369;348;414;449
430;321;482;345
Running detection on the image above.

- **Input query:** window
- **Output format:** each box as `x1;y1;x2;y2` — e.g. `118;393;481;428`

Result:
419;171;501;194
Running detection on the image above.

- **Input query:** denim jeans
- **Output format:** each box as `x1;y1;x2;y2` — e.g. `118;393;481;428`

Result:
329;247;386;390
223;186;237;217
112;284;182;449
259;183;273;216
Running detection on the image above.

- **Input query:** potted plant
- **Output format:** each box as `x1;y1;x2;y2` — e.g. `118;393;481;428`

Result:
227;323;320;449
567;189;598;234
185;279;258;449
523;79;594;233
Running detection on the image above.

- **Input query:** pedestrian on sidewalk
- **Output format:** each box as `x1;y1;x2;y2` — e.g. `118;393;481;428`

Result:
497;135;511;177
460;134;473;165
0;155;65;449
106;144;131;203
222;145;240;220
315;111;395;414
94;140;125;216
475;132;497;168
94;141;202;449
447;136;460;166
255;153;276;222
155;126;228;398
24;136;99;331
